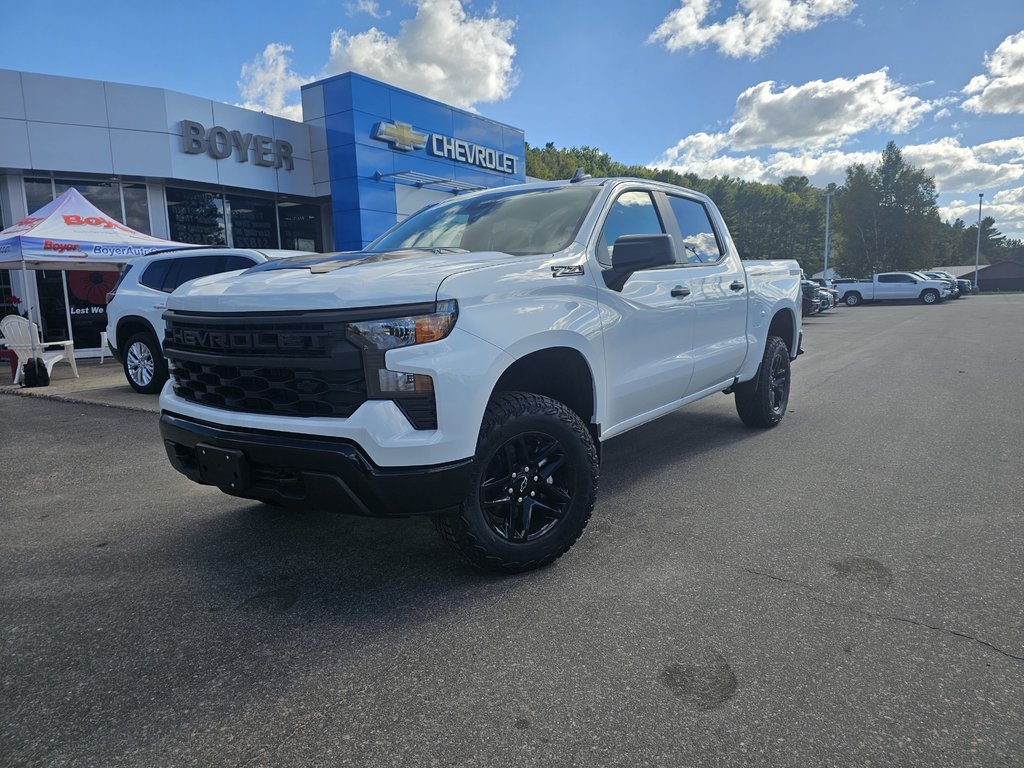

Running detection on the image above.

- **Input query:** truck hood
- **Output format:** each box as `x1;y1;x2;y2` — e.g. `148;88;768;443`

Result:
166;248;523;313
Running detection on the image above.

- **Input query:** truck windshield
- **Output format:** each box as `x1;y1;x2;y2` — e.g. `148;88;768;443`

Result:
369;186;600;256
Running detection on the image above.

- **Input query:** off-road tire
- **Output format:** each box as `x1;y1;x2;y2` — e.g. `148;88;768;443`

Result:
920;289;939;305
844;292;862;307
434;392;598;574
734;336;791;428
123;331;168;394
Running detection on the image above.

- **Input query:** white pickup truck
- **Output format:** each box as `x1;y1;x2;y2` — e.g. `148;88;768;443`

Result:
158;176;802;572
837;272;951;306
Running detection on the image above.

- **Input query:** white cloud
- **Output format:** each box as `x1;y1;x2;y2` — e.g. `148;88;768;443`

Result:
649;0;856;59
346;0;390;18
653;67;1020;202
236;0;517;118
962;29;1024;114
654;137;1024;198
326;0;516;109
903;138;1024;193
727;69;931;150
939;190;1024;242
973;137;1024;164
236;43;312;121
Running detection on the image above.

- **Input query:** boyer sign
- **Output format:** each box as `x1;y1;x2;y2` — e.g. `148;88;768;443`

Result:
180;120;294;171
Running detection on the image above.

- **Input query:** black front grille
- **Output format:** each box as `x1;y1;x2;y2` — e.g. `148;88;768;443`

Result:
169;359;367;417
165;310;367;419
163;307;438;429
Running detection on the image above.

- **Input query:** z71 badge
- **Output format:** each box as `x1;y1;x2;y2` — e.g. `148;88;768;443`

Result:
550;265;585;278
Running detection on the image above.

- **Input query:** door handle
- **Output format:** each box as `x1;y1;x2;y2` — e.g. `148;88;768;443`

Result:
729;281;745;291
154;304;166;309
671;286;691;298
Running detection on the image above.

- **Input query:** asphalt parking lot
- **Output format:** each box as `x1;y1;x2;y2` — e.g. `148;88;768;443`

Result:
2;295;1022;767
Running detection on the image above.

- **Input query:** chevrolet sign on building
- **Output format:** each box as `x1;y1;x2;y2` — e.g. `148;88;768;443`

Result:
303;72;526;251
373;119;518;175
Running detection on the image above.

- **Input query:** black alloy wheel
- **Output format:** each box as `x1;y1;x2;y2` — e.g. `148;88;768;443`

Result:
434;392;598;574
734;336;791;428
478;431;575;543
766;350;789;415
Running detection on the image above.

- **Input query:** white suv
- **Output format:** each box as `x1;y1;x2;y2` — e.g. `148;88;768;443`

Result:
106;248;306;393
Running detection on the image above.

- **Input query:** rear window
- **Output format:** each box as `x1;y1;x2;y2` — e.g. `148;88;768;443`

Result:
172;255;231;290
139;254;256;293
139;259;174;291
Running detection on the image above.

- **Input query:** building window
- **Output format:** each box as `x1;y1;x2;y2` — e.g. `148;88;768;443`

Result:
22;175;151;234
278;202;322;252
166;187;227;245
25;178;53;215
226;194;277;249
123;184;151;235
54;179;122;220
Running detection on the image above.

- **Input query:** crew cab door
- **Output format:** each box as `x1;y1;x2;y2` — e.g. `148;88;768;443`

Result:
661;193;749;394
595;188;696;429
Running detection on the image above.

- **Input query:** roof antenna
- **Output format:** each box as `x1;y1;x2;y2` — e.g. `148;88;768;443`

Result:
570;167;592;183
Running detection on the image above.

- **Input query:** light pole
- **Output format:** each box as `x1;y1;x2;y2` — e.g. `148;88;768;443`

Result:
823;191;832;278
973;193;983;294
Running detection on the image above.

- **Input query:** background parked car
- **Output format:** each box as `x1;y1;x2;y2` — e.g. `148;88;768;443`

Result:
106;248;306;393
812;277;840;307
919;271;960;299
801;280;822;315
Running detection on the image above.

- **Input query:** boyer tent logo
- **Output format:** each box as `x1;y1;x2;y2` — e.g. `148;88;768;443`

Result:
62;215;135;234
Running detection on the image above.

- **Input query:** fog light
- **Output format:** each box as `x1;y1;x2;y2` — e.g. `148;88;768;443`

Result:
378;371;434;393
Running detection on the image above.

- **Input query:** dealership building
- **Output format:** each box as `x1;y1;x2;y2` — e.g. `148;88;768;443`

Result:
0;68;526;353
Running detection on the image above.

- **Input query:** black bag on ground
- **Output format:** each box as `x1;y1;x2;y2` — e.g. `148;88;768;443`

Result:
21;358;50;388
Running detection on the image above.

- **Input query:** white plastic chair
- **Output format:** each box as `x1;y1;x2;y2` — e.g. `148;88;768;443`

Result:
0;315;79;384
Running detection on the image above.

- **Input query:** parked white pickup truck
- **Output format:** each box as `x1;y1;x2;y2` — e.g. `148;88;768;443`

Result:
158;176;802;572
837;272;951;306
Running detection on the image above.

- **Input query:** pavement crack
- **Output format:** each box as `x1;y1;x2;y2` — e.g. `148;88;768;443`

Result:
742;566;1024;663
742;567;816;591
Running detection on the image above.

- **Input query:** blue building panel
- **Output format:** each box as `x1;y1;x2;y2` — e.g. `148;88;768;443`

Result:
355;178;399;217
327;141;358;181
354;142;397;178
389;152;456;179
388;91;456;137
503;126;527;155
331;207;364;252
359;209;400;247
303;71;526;250
350;110;403;149
453;165;506;189
451;111;505;150
325;110;355;150
318;74;352;118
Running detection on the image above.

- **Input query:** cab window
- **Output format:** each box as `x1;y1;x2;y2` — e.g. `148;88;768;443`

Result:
666;196;723;264
598;191;665;266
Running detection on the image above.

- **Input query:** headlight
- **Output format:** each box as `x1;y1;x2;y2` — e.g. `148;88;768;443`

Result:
346;300;458;350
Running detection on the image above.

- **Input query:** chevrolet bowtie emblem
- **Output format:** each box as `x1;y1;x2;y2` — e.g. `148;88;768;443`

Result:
373;121;428;152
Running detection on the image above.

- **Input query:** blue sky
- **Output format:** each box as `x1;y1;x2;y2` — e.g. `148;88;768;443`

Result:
4;1;1024;239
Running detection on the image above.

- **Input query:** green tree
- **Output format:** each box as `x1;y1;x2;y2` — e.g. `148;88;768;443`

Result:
834;142;940;275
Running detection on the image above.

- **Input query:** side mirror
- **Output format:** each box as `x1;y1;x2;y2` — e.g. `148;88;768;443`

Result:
603;234;675;291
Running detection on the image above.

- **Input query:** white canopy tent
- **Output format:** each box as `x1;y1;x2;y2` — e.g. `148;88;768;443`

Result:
0;188;186;351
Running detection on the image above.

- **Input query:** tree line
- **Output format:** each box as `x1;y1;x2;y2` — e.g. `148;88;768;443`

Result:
525;141;1022;277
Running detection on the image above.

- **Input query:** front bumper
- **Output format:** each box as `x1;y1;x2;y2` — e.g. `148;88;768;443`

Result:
160;411;473;517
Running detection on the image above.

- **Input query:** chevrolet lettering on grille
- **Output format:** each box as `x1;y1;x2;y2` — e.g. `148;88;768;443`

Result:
170;328;326;353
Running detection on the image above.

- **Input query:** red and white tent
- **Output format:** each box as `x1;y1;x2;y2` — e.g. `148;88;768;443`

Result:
0;187;185;272
0;187;188;347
